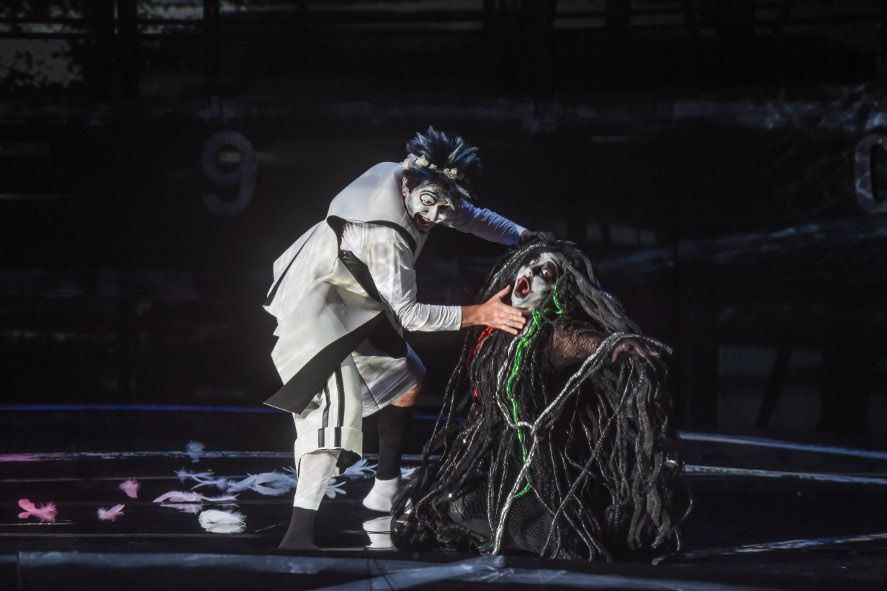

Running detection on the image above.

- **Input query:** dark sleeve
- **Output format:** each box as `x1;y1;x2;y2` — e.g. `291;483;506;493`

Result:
548;320;606;371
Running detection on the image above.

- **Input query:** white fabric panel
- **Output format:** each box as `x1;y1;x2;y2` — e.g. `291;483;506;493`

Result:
293;449;340;510
354;341;425;416
292;356;364;468
339;223;461;333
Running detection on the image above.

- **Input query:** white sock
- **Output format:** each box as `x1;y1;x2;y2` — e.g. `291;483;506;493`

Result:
371;476;400;495
293;449;339;511
362;476;401;513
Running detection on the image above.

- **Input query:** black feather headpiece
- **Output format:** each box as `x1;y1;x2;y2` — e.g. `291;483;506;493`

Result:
403;126;482;203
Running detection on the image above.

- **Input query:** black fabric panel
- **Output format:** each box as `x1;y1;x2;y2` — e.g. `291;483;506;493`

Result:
334;367;345;429
367;319;406;359
264;314;385;414
339;250;383;301
333;367;344;447
337;450;361;472
339;249;406;359
319;384;331;447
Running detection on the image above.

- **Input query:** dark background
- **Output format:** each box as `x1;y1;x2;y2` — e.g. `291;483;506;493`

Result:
1;0;886;445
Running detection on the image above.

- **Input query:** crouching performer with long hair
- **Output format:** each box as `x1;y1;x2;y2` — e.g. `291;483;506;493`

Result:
391;238;692;562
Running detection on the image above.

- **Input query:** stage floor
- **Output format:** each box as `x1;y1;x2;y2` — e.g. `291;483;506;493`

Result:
1;409;886;590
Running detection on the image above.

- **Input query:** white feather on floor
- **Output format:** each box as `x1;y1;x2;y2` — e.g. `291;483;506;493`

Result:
324;478;347;499
185;441;205;463
343;458;377;479
198;509;245;534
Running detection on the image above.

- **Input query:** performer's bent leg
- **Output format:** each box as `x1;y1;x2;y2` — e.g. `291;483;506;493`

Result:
280;357;363;550
279;449;339;550
363;380;422;513
293;449;341;510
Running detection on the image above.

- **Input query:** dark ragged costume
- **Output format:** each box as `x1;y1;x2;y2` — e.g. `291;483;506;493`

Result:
391;239;691;562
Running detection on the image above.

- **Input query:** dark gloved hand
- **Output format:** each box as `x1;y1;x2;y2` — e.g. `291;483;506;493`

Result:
519;230;557;244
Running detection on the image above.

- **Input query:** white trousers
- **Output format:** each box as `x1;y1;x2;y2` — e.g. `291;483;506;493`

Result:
292;342;425;471
292;354;365;472
290;342;424;511
293;449;340;510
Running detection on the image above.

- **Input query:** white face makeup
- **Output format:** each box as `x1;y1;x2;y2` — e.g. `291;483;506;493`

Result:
403;179;455;233
511;252;561;310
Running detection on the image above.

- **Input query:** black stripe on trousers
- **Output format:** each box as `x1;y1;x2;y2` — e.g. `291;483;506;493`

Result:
319;383;330;447
334;367;345;447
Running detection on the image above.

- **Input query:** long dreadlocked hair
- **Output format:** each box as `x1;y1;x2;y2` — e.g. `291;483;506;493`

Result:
403;126;482;203
392;238;691;563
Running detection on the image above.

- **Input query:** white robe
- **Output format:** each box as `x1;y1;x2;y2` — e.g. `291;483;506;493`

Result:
263;161;525;413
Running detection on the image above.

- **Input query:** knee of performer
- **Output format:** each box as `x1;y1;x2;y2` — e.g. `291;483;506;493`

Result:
391;380;424;408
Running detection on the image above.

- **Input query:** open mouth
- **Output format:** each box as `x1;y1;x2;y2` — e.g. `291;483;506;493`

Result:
413;213;434;231
515;276;530;298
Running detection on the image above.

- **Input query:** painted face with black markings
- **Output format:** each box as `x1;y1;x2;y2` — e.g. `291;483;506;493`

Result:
511;252;561;310
402;179;455;233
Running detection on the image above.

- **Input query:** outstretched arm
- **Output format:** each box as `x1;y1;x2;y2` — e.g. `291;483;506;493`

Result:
549;320;606;370
549;320;660;370
443;200;527;245
360;227;525;334
362;228;462;332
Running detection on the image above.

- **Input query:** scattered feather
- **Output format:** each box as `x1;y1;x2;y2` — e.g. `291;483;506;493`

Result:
198;509;245;534
152;490;236;504
202;493;238;503
159;503;203;514
185;441;205;463
224;474;258;494
97;504;125;521
343;458;376;479
400;466;417;480
190;474;230;491
119;479;140;499
176;468;214;483
250;472;297;496
17;498;57;523
153;490;202;503
225;471;297;496
324;478;346;499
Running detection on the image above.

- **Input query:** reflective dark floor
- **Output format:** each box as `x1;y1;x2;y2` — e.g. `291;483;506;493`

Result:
1;409;886;590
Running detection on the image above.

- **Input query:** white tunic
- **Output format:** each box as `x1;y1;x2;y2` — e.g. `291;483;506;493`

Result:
339;223;460;332
338;199;526;333
263;161;525;413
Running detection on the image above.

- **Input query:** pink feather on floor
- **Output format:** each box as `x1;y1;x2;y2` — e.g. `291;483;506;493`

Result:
97;504;125;521
119;478;140;499
17;498;57;523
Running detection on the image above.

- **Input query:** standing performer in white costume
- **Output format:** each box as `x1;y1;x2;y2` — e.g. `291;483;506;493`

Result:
264;127;535;549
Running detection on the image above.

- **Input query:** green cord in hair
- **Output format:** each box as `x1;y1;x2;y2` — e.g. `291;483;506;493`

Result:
504;282;565;500
504;307;541;499
549;282;565;317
